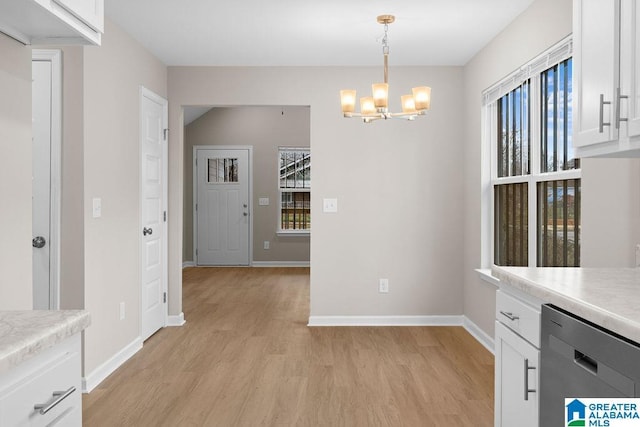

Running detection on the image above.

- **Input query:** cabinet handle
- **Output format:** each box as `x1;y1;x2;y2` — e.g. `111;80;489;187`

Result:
523;358;536;401
599;94;612;133
34;386;76;415
499;310;519;321
616;87;629;129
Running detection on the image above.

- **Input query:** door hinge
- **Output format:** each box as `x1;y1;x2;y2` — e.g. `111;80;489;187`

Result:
163;211;167;222
163;128;169;141
195;158;197;167
196;248;198;256
195;203;198;211
163;292;167;303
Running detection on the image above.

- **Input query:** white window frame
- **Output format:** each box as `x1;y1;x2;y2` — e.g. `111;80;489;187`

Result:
481;36;579;268
277;147;311;236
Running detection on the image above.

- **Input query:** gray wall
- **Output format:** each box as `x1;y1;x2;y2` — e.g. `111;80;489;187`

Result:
0;33;32;309
168;66;466;319
58;45;85;310
184;106;311;264
81;19;167;375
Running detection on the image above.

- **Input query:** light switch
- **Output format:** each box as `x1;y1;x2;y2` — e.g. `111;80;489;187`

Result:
92;198;102;218
323;198;338;213
259;197;270;206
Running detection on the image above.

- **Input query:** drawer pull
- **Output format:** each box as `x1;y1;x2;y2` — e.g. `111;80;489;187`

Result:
34;386;76;415
500;311;519;321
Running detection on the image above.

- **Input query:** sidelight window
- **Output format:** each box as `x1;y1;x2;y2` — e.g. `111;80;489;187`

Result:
278;148;311;232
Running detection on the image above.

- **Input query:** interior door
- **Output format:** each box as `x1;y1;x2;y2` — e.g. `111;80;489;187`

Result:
140;88;167;341
196;148;250;266
32;59;52;310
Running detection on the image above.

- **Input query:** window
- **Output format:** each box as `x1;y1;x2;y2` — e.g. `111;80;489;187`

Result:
207;158;238;183
487;41;580;268
279;148;310;233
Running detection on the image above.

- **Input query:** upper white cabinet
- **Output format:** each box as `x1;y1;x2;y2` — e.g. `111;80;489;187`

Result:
574;0;640;157
0;0;103;46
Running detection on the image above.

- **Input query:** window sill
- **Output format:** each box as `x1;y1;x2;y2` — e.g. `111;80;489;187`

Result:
475;268;500;287
277;231;310;237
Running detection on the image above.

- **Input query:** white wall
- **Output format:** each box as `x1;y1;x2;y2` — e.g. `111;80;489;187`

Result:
82;19;167;375
462;0;640;338
168;66;465;319
0;33;33;309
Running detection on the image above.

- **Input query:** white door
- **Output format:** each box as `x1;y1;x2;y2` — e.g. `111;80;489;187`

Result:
32;51;61;310
140;87;167;341
196;148;250;266
32;60;52;310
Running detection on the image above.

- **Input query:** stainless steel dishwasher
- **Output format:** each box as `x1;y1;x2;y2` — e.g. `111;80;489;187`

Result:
539;304;640;425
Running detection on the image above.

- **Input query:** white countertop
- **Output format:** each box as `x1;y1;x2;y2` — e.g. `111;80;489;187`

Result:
491;266;640;344
0;310;90;374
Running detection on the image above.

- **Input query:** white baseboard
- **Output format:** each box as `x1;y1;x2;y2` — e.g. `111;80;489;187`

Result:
307;315;495;354
167;312;186;327
182;261;195;268
252;261;310;267
82;337;142;393
307;315;464;327
463;316;495;354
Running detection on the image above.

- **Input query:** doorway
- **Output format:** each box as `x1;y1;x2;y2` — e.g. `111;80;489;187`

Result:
32;49;61;310
194;147;252;266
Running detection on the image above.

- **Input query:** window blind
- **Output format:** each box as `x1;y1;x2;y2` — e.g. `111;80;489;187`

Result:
482;36;572;106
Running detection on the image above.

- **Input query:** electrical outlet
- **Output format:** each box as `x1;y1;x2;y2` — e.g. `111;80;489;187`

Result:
379;278;389;293
119;302;125;320
264;241;270;250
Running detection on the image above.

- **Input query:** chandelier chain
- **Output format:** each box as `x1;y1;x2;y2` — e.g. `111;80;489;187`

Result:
382;23;390;55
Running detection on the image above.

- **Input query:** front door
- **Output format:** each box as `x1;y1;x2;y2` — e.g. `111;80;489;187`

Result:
196;148;250;266
140;87;167;341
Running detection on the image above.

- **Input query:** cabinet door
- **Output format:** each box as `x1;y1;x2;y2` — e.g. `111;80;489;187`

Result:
573;0;619;146
494;322;539;427
621;0;640;138
52;0;104;32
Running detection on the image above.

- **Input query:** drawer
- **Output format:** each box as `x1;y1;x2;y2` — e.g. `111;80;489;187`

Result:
496;290;541;348
0;348;81;427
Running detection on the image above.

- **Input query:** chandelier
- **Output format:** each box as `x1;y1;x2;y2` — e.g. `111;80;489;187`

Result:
340;15;431;123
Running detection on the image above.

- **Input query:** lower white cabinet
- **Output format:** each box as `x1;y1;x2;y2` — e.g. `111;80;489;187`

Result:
0;334;82;427
494;290;541;427
495;322;539;427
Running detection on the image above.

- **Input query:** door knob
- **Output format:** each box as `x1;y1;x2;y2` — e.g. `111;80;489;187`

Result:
32;236;46;248
143;227;153;236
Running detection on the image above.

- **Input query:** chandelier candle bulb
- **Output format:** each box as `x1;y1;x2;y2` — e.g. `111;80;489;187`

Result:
372;83;389;108
401;94;416;113
360;97;376;115
412;86;432;111
340;90;357;113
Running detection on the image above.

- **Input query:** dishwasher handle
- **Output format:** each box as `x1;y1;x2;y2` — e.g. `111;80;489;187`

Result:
574;350;598;375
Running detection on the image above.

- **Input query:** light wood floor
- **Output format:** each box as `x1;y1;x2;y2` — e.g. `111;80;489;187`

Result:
83;267;494;426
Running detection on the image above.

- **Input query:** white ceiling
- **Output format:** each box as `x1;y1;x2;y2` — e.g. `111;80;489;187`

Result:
105;0;534;67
